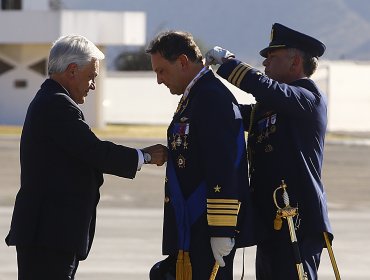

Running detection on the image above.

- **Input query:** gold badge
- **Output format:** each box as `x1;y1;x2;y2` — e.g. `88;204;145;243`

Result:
177;155;186;168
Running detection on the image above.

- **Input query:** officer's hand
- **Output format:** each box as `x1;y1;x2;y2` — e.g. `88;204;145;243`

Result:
142;144;168;166
205;46;235;66
210;237;235;267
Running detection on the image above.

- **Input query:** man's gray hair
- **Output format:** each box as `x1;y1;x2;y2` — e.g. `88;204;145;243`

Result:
48;35;105;75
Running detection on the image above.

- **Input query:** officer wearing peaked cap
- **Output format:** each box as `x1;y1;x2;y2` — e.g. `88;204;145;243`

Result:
205;23;333;279
259;23;326;58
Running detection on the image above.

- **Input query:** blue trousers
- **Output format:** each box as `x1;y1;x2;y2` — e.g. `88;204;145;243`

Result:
256;231;324;280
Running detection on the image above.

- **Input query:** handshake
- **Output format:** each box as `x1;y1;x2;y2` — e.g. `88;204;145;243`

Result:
205;46;235;66
141;144;168;166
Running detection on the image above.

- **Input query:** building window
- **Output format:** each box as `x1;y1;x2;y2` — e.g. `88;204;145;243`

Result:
0;58;14;75
1;0;22;10
14;79;27;88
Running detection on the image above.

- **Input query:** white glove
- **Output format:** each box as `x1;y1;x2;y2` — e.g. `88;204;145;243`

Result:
210;237;235;267
205;46;235;66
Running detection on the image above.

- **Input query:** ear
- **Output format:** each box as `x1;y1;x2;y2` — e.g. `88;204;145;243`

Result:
66;63;78;79
178;54;189;69
290;54;302;72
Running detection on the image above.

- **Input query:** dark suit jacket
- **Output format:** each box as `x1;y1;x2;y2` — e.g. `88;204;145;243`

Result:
6;79;138;260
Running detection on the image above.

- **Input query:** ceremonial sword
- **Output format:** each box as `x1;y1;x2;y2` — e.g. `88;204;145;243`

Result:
273;180;308;280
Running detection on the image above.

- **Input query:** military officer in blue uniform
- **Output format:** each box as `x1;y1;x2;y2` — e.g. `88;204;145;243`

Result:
206;23;333;279
146;31;255;279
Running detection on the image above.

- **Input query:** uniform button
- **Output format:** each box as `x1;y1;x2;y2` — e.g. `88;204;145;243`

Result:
164;196;170;203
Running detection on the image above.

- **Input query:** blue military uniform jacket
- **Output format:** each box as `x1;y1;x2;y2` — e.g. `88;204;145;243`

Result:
162;70;255;256
217;60;332;242
6;79;139;260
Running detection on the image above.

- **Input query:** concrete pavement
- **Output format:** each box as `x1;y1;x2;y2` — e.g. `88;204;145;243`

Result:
1;136;370;279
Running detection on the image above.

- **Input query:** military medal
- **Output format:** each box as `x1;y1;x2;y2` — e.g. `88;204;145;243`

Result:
271;114;277;124
171;135;177;150
175;135;182;146
183;135;188;149
257;135;263;143
177;155;186;168
265;144;273;152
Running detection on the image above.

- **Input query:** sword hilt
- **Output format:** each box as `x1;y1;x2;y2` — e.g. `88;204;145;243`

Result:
273;180;298;230
273;180;290;209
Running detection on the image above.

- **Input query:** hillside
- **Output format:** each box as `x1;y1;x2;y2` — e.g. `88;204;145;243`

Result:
63;0;370;64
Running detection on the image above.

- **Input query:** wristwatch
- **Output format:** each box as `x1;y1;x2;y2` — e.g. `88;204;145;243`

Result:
142;150;151;164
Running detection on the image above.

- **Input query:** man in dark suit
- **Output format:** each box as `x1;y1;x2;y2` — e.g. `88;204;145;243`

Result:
5;34;167;280
205;23;333;279
146;31;255;280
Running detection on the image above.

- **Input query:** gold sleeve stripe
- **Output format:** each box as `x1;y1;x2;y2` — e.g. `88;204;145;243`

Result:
207;199;239;204
227;63;253;87
235;66;250;88
207;215;238;227
207;209;239;215
207;204;239;210
228;64;244;84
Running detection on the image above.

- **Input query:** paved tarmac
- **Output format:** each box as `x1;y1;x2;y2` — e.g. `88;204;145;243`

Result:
0;135;370;279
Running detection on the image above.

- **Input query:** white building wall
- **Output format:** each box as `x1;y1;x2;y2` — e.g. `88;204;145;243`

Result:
103;71;256;125
326;61;370;131
104;62;370;132
0;9;146;127
0;45;48;125
103;72;180;125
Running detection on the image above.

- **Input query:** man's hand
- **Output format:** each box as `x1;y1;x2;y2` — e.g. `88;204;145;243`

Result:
205;46;235;66
210;237;235;267
141;144;168;166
